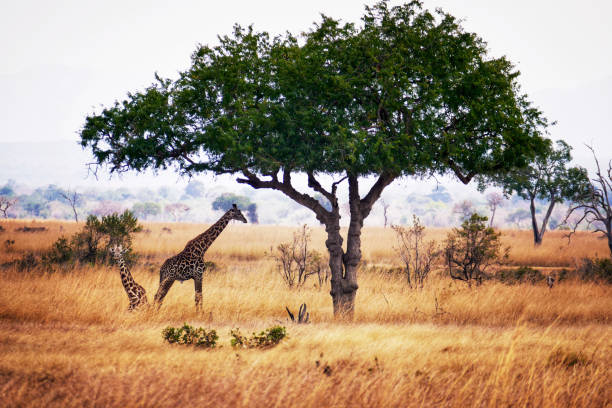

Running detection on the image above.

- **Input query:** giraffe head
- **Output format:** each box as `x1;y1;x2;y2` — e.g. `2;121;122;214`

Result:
228;203;248;223
109;244;124;260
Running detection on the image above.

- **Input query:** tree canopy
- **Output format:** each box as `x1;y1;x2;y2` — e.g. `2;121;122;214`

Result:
493;140;589;244
80;1;551;317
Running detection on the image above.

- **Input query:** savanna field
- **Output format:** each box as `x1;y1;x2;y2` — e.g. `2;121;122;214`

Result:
0;220;610;407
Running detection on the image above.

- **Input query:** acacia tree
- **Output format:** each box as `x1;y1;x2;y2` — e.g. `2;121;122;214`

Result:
59;190;80;223
79;1;549;318
495;140;589;245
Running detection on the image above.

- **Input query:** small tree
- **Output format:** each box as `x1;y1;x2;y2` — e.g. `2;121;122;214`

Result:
59;190;80;222
486;192;504;227
495;140;589;245
444;214;506;287
72;210;142;264
392;215;439;288
0;196;17;218
565;146;612;257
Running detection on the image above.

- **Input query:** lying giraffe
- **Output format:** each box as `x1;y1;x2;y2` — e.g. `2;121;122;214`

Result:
109;244;148;311
154;204;247;309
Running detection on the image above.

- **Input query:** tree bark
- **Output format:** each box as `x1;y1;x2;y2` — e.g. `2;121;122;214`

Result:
530;196;556;246
238;169;396;320
325;216;358;319
529;197;542;245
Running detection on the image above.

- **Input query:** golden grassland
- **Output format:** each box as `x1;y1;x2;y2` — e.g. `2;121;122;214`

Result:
0;219;611;407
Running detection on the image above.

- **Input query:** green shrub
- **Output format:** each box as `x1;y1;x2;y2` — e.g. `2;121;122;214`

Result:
231;326;287;349
576;257;612;284
1;252;39;271
497;266;545;285
42;210;142;268
162;323;218;348
444;214;507;286
42;236;73;266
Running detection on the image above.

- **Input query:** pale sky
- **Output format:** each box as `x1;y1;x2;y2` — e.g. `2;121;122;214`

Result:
1;0;611;174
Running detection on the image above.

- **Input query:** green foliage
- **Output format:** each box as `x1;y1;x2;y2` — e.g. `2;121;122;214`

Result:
43;210;142;267
1;252;39;271
490;140;590;244
80;1;549;182
494;141;588;203
212;193;258;223
231;326;287;349
42;236;73;266
497;266;545;285
444;214;507;286
162;323;218;348
575;258;612;284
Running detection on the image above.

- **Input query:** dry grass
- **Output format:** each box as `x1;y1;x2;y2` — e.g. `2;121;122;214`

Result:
0;220;611;407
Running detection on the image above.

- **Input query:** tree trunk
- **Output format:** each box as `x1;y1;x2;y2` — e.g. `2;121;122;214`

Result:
538;200;556;244
530;196;556;246
529;197;542;245
325;216;358;319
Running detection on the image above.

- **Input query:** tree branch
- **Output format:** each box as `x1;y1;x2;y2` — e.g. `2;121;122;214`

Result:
360;171;397;218
447;159;476;184
237;168;331;222
307;171;338;209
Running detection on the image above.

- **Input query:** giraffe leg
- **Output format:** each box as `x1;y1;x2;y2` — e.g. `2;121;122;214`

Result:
194;276;203;310
154;278;175;308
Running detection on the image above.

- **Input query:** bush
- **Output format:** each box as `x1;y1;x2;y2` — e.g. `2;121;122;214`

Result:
497;266;545;285
444;214;507;286
1;252;39;271
162;323;218;348
42;236;73;266
392;215;440;288
270;225;329;288
231;326;287;349
575;257;612;284
43;210;142;267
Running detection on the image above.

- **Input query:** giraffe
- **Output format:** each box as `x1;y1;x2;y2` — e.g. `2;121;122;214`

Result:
109;244;148;311
154;204;247;309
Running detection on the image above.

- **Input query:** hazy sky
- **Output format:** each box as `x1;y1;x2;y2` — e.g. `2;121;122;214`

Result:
1;0;611;173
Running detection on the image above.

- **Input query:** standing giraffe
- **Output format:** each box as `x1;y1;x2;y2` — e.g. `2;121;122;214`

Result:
154;204;247;309
109;244;148;311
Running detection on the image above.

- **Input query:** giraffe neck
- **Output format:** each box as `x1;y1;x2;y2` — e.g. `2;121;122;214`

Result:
184;211;233;257
116;256;136;288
